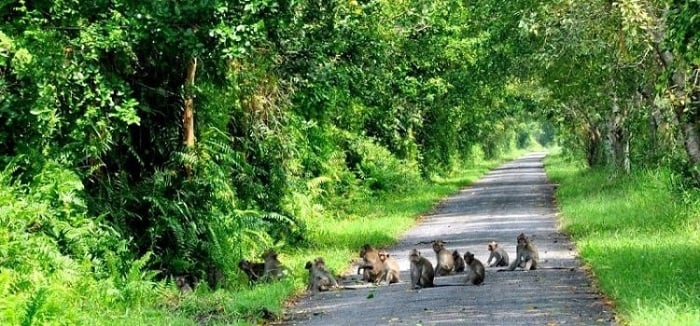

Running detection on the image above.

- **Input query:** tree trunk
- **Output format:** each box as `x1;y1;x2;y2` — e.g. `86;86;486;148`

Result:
586;125;604;168
682;120;700;166
608;95;630;173
664;61;700;170
648;20;700;174
183;57;197;149
637;89;660;161
681;68;700;167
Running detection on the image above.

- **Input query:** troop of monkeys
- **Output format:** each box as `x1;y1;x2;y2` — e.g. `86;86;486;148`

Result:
383;232;538;290
237;233;539;294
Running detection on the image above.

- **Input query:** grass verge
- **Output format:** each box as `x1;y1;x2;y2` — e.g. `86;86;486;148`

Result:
544;154;700;325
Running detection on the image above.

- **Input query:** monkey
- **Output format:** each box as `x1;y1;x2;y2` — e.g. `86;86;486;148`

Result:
377;249;400;285
207;264;225;289
463;251;485;285
175;275;194;293
432;240;455;276
452;250;466;273
238;259;265;282
357;244;383;282
262;249;285;280
305;257;339;293
409;248;434;289
486;241;510;267
505;233;539;271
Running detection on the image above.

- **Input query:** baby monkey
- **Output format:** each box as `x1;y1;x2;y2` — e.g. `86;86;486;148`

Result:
377;249;400;284
452;250;466;273
486;241;510;267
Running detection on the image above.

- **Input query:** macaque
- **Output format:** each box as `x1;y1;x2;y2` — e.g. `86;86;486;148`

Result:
506;233;539;271
463;251;485;285
207;265;225;289
175;275;194;293
486;241;510;267
409;249;435;289
238;259;265;282
377;249;400;285
305;257;339;293
452;250;466;273
432;240;455;276
262;249;285;280
357;244;383;282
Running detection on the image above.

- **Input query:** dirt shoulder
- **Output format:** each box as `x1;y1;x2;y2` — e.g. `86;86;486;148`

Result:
278;152;616;325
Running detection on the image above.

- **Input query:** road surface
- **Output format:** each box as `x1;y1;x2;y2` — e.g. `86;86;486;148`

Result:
279;152;616;325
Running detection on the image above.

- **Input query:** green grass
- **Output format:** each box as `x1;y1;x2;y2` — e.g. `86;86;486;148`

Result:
544;154;700;325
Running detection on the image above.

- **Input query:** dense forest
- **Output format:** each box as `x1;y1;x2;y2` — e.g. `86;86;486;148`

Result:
1;0;698;324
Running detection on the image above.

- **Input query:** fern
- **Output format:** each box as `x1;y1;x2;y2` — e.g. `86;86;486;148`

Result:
118;252;158;306
21;287;47;326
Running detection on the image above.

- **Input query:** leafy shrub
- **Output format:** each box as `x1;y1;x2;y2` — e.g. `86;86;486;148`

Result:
0;162;167;324
346;136;421;193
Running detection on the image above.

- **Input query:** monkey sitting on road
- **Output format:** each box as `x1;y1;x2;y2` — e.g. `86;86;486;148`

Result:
504;233;539;271
377;249;400;285
357;244;383;282
305;257;339;293
409;249;435;289
486;241;510;267
452;250;466;273
432;240;455;276
463;251;485;285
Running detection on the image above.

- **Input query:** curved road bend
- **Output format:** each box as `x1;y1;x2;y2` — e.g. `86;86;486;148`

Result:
278;152;615;325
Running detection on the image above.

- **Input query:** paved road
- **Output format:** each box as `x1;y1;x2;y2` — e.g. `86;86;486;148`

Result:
279;153;616;325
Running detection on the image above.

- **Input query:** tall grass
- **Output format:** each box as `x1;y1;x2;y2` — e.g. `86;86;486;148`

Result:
544;154;700;325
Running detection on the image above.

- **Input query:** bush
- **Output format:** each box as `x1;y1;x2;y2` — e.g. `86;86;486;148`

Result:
0;162;168;324
346;136;421;193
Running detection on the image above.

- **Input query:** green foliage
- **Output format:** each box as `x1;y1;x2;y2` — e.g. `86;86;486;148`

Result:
536;122;557;147
345;136;421;193
667;1;700;66
11;0;692;322
545;153;700;324
10;0;691;323
21;287;47;326
0;161;176;325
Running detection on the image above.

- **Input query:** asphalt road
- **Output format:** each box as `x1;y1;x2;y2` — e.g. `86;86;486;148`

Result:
278;152;616;325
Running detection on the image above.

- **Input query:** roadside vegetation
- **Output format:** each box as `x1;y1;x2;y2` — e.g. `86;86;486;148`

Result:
0;143;530;325
545;153;700;325
2;0;699;325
